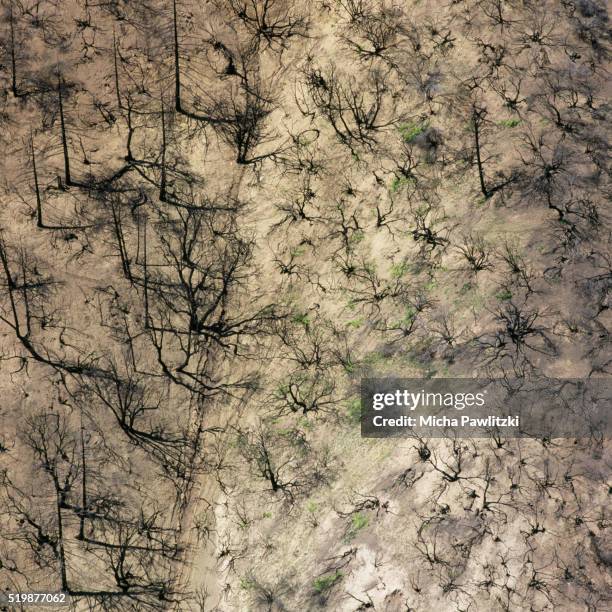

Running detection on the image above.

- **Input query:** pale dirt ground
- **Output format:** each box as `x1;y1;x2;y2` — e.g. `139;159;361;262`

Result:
0;0;610;611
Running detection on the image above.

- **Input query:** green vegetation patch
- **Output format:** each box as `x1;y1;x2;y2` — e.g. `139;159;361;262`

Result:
390;175;416;193
344;512;369;542
390;261;410;278
240;576;256;590
495;288;513;301
350;230;365;244
498;118;522;128
347;398;362;423
346;317;364;329
398;120;429;142
351;512;368;531
398;305;417;327
313;571;343;593
292;312;311;327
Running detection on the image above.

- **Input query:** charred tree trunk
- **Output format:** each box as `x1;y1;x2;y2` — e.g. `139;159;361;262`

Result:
142;216;150;329
173;0;182;114
78;422;87;541
171;0;220;125
31;139;44;228
113;30;123;111
55;491;69;592
159;103;167;202
472;105;490;199
58;76;72;187
110;198;132;282
125;103;135;162
9;3;18;97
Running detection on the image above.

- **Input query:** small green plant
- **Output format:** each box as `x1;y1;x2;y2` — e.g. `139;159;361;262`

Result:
240;577;256;590
459;281;473;295
398;120;429;142
299;416;314;430
390;262;410;278
292;312;310;327
351;512;368;531
347;398;362;423
350;230;365;244
306;500;320;527
390;175;415;193
313;571;343;593
344;512;369;542
425;278;438;291
262;511;272;518
399;306;417;327
275;383;289;399
343;356;357;374
498;118;521;128
346;318;363;329
495;288;513;301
